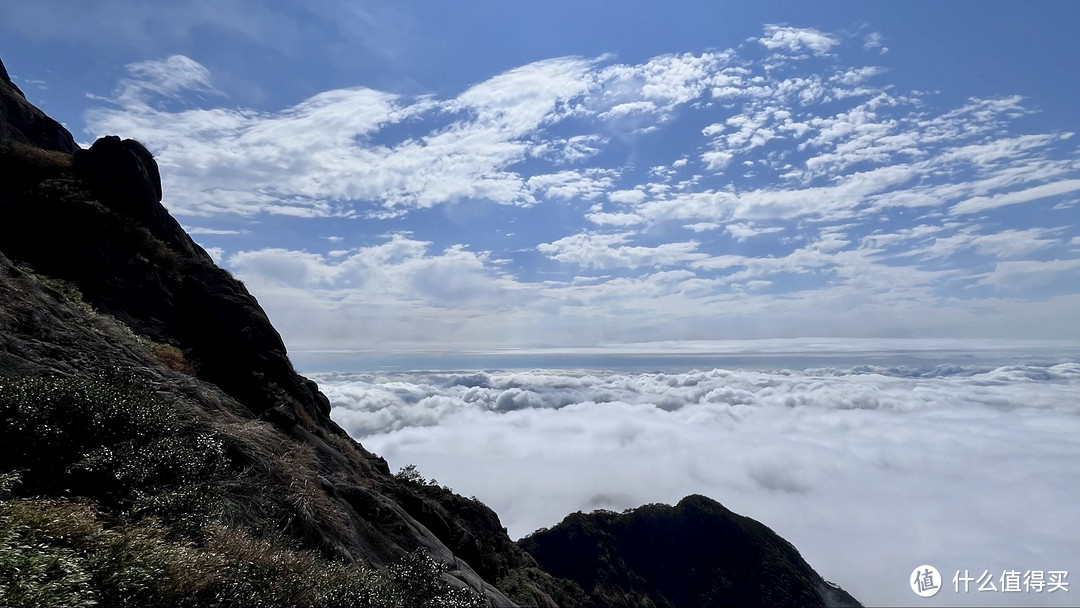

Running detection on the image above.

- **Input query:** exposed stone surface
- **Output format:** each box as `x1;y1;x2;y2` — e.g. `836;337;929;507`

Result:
0;57;77;153
520;494;861;607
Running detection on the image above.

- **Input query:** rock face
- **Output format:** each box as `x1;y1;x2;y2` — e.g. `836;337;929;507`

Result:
0;57;77;153
520;495;861;607
3;125;334;430
0;56;859;607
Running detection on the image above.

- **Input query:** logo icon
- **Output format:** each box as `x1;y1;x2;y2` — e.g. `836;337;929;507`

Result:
911;565;941;597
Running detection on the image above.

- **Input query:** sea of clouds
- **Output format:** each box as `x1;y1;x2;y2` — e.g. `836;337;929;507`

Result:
318;361;1080;607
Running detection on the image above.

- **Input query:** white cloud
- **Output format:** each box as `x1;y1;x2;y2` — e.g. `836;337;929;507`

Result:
447;57;596;135
595;52;730;119
87;55;599;216
725;222;784;242
862;32;888;54
537;232;706;269
116;54;221;107
701;150;734;172
686;222;720;233
758;25;839;56
85;49;740;218
894;227;1064;261
229;248;339;287
598;100;657;119
608;189;647;204
529;134;608;164
203;247;224;264
585;210;645;227
85;38;1080;239
322;361;1080;607
950;179;1080;215
979;258;1080;290
185;226;245;236
971;229;1062;258
228;235;510;302
227;232;1080;351
527;169;617;201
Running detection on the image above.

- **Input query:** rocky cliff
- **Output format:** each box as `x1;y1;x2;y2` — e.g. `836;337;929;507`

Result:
0;56;859;607
521;495;859;607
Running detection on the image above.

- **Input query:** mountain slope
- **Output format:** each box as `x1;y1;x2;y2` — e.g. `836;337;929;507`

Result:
520;495;860;607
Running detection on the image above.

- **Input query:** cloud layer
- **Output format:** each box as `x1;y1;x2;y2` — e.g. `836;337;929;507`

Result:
322;361;1080;607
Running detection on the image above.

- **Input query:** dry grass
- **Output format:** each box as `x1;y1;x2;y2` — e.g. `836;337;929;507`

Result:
208;415;347;549
145;341;197;376
0;490;485;608
0;140;72;173
320;428;367;466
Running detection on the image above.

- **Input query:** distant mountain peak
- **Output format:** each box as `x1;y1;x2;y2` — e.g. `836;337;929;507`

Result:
521;494;861;607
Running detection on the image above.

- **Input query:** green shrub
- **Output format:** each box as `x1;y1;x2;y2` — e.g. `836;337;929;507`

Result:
383;551;486;608
0;371;232;529
0;497;99;608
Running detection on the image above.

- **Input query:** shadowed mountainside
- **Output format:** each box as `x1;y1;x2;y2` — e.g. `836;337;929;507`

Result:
0;56;859;607
520;495;859;607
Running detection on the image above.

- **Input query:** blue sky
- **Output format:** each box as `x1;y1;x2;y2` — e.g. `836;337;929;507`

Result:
3;1;1080;354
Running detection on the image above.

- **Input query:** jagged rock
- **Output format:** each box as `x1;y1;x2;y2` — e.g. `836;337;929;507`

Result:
520;494;861;607
0;57;76;153
2;132;335;431
0;57;23;98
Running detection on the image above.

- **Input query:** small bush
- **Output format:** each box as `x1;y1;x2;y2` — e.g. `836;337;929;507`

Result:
395;464;427;485
395;464;454;493
145;341;197;375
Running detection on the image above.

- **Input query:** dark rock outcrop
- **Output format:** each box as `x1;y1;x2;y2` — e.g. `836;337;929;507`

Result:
1;124;333;430
0;57;76;153
75;136;165;238
520;495;861;607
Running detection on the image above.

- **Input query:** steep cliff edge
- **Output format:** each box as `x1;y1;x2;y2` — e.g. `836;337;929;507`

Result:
0;56;859;607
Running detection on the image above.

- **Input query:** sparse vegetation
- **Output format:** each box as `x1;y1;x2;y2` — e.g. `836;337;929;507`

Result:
0;372;487;607
0;140;72;182
394;464;450;491
10;264;197;376
0;371;231;532
0;488;485;608
395;464;428;485
142;340;197;375
320;427;368;463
